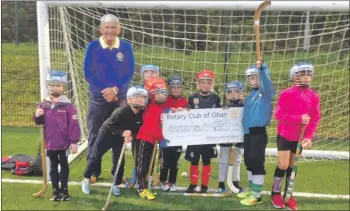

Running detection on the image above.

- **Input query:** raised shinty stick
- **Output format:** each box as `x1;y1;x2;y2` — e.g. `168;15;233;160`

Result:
254;1;271;95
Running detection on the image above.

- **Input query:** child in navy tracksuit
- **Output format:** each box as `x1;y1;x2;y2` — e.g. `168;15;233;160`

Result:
33;70;81;201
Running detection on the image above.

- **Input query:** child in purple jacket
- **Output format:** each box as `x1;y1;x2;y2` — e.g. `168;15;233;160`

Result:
33;70;81;201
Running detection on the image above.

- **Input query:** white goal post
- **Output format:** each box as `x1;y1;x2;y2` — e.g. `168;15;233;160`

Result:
37;1;349;165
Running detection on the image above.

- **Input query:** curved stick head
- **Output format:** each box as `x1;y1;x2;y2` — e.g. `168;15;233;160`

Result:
254;1;271;20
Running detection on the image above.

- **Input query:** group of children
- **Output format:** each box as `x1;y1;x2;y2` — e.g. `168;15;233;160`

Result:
34;60;320;210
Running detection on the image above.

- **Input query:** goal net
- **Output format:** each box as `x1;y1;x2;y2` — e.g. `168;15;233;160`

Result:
38;1;349;163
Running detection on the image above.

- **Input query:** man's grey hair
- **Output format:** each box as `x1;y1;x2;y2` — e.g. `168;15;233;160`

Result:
100;14;120;27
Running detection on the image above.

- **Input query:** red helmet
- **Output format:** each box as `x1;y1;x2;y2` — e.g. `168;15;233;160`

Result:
144;78;167;92
196;70;216;80
144;78;168;103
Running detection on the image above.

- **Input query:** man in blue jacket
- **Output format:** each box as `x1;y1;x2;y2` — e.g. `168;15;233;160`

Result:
84;14;135;182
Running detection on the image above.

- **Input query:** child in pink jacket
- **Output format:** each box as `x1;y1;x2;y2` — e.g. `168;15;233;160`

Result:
270;62;321;210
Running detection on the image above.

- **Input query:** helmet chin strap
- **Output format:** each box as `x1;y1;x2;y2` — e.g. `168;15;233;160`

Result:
200;90;210;95
171;95;181;99
49;90;62;97
296;83;310;88
132;105;144;110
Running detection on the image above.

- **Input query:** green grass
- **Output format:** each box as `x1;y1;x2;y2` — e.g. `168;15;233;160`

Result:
1;127;349;210
2;183;349;210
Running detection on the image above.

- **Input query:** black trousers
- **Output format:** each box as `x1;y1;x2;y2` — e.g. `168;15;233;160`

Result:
84;128;125;185
136;140;155;190
244;127;268;175
159;146;182;184
87;94;124;177
46;149;69;189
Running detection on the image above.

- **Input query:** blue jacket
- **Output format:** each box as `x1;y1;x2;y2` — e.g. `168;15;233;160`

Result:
83;37;135;99
243;63;275;134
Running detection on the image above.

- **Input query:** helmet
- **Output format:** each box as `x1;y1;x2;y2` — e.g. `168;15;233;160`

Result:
46;70;67;97
144;78;168;103
196;70;216;80
290;62;314;87
167;75;184;86
224;81;245;93
46;70;68;85
245;65;259;77
127;85;149;110
245;65;259;88
290;62;314;80
140;64;160;78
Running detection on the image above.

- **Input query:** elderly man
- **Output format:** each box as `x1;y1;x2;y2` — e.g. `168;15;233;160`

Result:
84;14;135;181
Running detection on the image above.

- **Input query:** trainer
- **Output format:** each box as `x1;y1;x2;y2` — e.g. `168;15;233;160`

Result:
83;14;135;179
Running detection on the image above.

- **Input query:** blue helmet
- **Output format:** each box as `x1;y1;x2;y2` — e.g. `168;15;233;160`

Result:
140;64;160;77
46;70;68;84
167;75;184;86
127;85;149;110
290;62;314;80
224;81;245;93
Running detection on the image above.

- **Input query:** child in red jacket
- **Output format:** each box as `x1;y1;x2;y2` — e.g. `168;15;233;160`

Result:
159;75;188;192
136;77;168;200
270;62;321;210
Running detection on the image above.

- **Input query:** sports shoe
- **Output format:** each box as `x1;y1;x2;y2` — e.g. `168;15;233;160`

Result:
200;185;208;193
50;188;61;201
185;184;197;193
285;196;298;210
233;181;243;193
81;178;91;195
218;187;227;193
60;187;71;201
138;189;156;200
236;190;251;199
271;194;285;209
161;181;170;191
168;183;177;192
240;195;262;206
112;185;121;196
218;182;227;193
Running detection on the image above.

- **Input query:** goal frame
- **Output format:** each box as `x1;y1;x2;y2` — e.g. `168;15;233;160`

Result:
37;1;350;163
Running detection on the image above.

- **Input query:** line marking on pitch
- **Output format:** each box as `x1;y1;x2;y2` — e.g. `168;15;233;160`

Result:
2;178;349;200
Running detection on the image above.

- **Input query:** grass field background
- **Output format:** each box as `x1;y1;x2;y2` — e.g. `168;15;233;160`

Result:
1;42;349;210
1;127;349;210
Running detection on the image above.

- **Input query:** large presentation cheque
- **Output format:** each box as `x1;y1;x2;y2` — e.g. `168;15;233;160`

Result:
162;108;244;146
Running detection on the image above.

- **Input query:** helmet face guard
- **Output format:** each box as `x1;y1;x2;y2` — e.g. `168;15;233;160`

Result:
246;74;259;89
245;67;259;89
151;89;168;104
225;88;244;101
168;75;184;98
127;86;149;110
293;69;313;88
47;83;65;97
290;62;314;88
197;79;214;95
46;70;68;97
127;93;148;110
140;64;160;81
